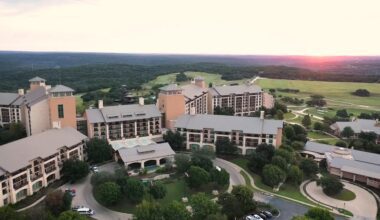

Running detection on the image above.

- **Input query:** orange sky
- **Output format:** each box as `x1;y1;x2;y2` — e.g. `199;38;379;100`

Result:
1;0;380;56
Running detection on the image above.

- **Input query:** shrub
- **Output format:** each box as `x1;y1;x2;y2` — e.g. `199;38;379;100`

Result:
97;181;122;205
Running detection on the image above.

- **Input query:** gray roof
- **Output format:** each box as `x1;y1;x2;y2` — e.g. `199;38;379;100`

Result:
86;104;161;123
175;114;283;134
330;157;380;179
181;84;208;101
0;127;87;174
0;93;21;106
159;84;182;91
29;76;46;82
305;141;380;166
333;119;380;135
22;87;48;106
210;84;262;96
118;142;175;164
49;85;74;93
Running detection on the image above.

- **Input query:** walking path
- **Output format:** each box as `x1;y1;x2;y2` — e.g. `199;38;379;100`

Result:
301;180;377;220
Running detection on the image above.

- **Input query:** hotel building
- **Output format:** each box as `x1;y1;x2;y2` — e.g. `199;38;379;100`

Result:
302;141;380;189
157;77;208;128
330;119;380;144
0;77;77;136
174;112;283;155
0;127;87;207
85;99;162;141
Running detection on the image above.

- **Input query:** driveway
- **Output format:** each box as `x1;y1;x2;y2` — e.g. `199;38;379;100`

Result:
305;181;377;220
214;158;347;220
68;163;132;220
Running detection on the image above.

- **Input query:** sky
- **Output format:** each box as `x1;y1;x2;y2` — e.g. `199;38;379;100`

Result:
0;0;380;56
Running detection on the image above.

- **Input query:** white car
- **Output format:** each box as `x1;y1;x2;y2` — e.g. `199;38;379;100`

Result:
91;166;99;172
77;207;95;216
245;214;263;220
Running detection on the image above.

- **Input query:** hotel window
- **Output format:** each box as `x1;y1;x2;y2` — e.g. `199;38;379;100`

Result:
58;104;64;118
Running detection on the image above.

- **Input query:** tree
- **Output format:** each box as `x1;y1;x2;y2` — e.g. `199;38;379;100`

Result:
190;193;218;220
45;190;72;216
299;159;318;177
317;176;343;196
305;208;334;220
0;123;27;145
262;165;286;187
62;159;89;183
148;181;167;199
275;110;284;120
86;138;113;163
58;211;86;220
186;166;210;188
218;192;244;219
135;200;164;220
191;154;213;171
335;141;347;148
287;165;303;185
97;181;121;205
176;72;188;82
341;126;354;138
274;148;295;164
284;125;296;140
0;206;24;220
124;178;144;203
302;115;312;128
215;137;238;155
210;168;229;186
271;156;288;171
163;201;191;220
205;213;228;220
231;185;256;213
352;89;370;97
163;130;185;151
248;151;270;173
313;122;323;131
174;153;192;173
358;131;378;143
336;109;349;119
256;143;275;159
291;141;305;151
91;171;116;186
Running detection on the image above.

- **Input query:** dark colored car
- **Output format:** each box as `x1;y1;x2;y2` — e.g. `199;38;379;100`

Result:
263;211;273;218
258;212;267;219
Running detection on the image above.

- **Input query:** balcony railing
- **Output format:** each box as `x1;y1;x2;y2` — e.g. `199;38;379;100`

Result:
45;166;57;174
13;180;28;190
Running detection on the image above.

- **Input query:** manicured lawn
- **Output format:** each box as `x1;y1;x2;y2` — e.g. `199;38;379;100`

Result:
284;112;297;120
256;78;380;109
231;158;317;206
328;189;356;201
307;131;336;140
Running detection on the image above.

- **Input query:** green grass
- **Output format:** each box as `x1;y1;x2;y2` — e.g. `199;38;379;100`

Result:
307;131;336;140
338;208;354;217
231;158;317;206
328;189;356;201
257;78;380;109
284;112;297;120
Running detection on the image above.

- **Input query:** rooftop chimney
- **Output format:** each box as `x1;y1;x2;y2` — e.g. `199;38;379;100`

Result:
260;111;265;120
139;97;144;106
18;89;24;96
190;107;196;115
194;77;206;89
98;100;103;109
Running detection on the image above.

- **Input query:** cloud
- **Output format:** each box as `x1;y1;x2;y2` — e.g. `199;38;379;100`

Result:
0;0;380;55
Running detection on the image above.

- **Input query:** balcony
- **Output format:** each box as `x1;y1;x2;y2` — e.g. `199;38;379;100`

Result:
45;166;57;174
13;180;28;190
30;173;43;181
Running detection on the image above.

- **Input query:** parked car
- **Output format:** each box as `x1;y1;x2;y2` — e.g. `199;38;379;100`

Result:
90;166;99;172
65;188;76;197
77;207;95;216
258;212;267;219
246;214;263;220
263;211;273;218
72;205;84;211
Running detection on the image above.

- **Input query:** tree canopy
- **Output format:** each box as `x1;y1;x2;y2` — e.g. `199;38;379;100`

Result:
62;159;89;183
86;138;113;163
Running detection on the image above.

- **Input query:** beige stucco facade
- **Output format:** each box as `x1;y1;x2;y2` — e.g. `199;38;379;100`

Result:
23;99;51;136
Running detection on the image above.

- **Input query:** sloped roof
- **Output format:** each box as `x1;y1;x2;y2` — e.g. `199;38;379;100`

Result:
175;114;283;134
0;127;87;173
118;143;175;164
181;84;208;101
49;85;74;93
0;93;21;106
210;84;262;96
334;119;380;135
22;87;48;106
29;76;46;82
330;157;380;179
86;104;161;123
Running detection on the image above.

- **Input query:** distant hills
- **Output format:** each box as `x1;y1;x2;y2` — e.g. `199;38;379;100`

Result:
0;51;379;93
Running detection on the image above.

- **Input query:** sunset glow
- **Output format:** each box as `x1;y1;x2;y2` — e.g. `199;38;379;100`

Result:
1;0;380;56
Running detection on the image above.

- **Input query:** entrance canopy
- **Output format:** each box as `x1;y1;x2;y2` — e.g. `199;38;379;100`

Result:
118;143;175;165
